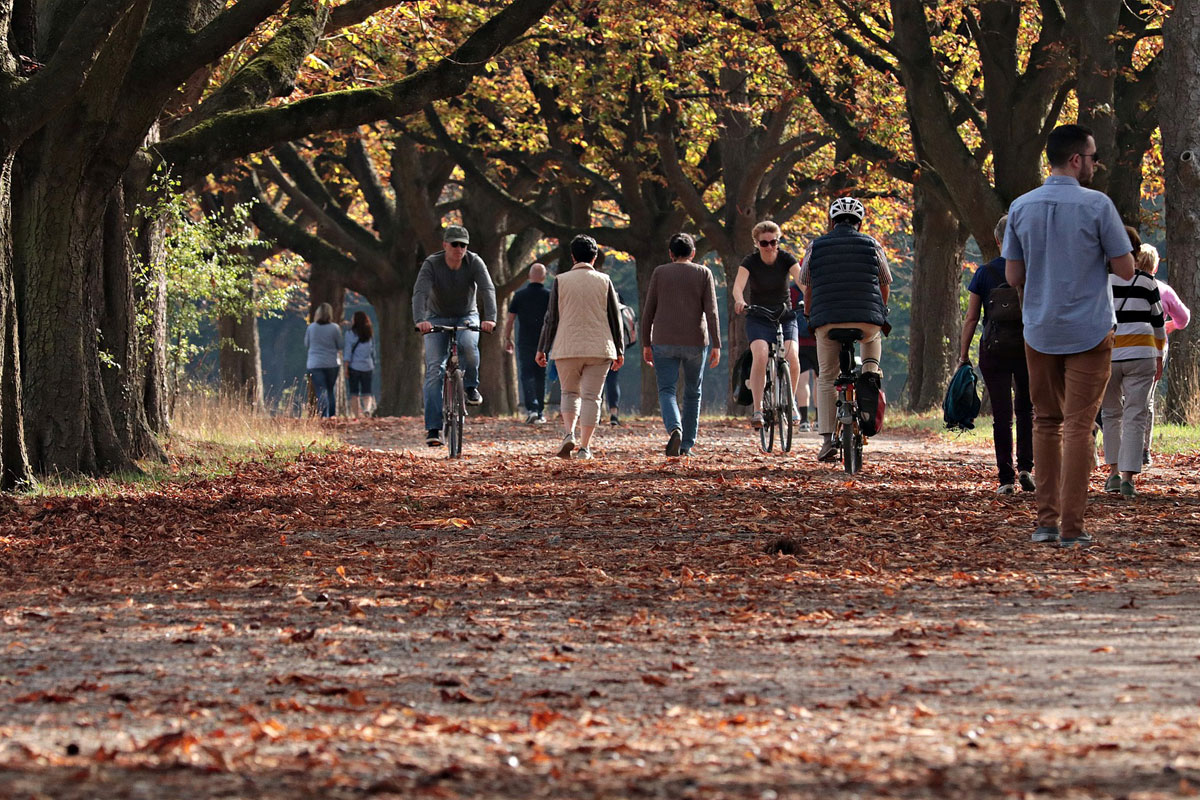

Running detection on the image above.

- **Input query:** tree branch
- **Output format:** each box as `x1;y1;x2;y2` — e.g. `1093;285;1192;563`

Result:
343;135;396;240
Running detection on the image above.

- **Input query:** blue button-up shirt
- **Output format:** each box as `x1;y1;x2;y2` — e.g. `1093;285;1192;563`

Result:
1002;175;1132;354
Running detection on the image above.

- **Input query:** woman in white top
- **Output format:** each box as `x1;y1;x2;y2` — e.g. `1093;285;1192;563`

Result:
536;235;625;460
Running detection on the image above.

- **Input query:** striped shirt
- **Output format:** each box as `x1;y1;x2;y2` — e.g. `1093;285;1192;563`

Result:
1110;271;1165;362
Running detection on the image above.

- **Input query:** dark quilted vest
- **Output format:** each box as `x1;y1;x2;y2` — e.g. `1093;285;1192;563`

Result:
807;225;886;330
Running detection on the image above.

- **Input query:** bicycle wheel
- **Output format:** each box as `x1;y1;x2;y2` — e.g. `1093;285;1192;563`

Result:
444;371;464;458
841;422;858;475
853;430;864;473
776;361;793;453
758;368;775;452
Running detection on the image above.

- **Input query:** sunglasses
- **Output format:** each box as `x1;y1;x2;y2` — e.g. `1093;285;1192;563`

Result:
757;239;779;248
1079;152;1101;163
447;241;468;248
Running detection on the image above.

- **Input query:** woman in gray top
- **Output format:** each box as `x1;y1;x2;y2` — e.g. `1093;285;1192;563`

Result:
305;302;344;417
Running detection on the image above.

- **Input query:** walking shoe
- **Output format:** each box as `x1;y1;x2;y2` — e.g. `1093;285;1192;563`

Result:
1143;448;1152;467
790;401;801;420
576;446;593;460
1018;471;1036;492
426;429;443;446
751;411;764;429
817;439;838;462
1031;525;1060;544
997;483;1015;495
533;414;547;425
525;411;539;424
465;387;483;405
1103;473;1121;493
797;420;811;432
665;429;682;457
556;433;575;459
1058;532;1095;549
1119;480;1137;499
609;413;620;426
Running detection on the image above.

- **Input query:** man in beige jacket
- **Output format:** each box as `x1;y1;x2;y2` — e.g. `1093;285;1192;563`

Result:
536;235;625;460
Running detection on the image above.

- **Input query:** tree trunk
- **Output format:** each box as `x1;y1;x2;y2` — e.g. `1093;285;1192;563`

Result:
130;199;169;434
0;154;30;489
218;294;264;410
906;180;968;412
373;289;423;417
1160;1;1200;423
715;245;747;414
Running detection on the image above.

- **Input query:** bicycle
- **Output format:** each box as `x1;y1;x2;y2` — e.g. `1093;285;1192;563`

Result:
828;328;865;474
745;305;794;453
419;323;482;458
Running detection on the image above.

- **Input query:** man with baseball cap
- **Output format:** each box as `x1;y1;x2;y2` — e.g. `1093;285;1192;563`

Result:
413;224;497;446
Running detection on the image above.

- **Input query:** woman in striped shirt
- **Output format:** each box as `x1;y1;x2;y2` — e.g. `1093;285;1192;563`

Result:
1101;243;1166;498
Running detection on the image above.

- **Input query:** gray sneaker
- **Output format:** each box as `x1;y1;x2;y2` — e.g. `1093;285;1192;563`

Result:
1119;479;1137;499
665;429;682;457
556;434;576;459
1058;532;1095;549
997;483;1015;495
576;446;594;460
750;411;764;429
1104;473;1121;493
817;439;838;462
1018;471;1036;492
1031;525;1060;544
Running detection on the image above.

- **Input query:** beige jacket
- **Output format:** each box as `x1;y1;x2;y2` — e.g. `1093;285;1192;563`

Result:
537;264;624;361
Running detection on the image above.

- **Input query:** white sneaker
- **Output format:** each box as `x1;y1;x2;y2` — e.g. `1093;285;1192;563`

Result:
533;415;547;425
576;446;594;460
525;411;538;424
556;434;575;459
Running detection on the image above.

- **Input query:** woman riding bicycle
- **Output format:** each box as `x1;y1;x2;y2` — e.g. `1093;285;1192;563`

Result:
800;197;891;462
732;221;804;430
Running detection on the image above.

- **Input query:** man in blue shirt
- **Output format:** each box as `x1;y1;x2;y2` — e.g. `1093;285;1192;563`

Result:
504;263;551;424
1004;124;1135;548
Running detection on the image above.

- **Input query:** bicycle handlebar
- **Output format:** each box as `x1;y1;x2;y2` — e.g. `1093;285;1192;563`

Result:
743;304;796;322
417;323;486;334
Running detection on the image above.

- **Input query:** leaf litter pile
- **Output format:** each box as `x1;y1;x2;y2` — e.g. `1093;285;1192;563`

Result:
2;417;1200;799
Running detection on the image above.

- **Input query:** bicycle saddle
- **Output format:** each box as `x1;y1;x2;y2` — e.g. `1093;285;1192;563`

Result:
828;328;864;343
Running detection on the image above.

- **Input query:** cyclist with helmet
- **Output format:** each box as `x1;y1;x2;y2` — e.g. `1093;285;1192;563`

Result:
801;197;891;462
732;220;804;429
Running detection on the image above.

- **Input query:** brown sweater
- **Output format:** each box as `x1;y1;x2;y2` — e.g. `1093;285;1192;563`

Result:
640;260;722;348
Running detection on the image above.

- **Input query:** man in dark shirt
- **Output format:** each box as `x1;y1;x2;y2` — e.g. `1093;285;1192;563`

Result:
504;263;550;424
413;224;497;446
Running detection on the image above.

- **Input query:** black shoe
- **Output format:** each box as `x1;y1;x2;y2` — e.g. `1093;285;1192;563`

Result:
1143;448;1152;467
665;429;682;457
1018;471;1036;492
609;414;620;426
1031;525;1059;544
817;440;838;462
465;388;483;405
426;429;443;446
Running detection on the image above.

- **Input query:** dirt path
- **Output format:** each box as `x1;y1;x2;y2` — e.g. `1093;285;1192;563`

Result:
1;416;1199;799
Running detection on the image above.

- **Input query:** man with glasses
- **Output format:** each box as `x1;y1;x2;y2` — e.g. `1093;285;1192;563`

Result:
1004;123;1135;548
732;221;803;429
801;197;891;463
413;224;497;446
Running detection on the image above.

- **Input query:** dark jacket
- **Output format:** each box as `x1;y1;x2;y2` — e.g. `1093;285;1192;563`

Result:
807;224;886;329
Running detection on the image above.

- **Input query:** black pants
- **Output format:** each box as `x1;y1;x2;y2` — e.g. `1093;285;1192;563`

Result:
605;367;620;411
979;349;1033;485
517;346;545;415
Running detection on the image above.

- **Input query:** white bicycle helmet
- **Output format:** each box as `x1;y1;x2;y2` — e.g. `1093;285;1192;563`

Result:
828;196;865;223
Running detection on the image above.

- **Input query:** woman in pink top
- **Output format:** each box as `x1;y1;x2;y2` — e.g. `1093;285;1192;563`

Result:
1143;245;1191;465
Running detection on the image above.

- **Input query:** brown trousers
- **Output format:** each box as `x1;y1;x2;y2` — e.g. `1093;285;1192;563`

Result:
1025;332;1113;536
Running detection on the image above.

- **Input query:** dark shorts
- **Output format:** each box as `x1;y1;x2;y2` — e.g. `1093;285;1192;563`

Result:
797;345;819;375
347;368;373;396
746;314;799;345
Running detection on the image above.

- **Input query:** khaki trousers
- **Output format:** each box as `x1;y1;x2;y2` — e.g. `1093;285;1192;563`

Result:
556;357;611;429
814;323;882;435
1025;333;1113;537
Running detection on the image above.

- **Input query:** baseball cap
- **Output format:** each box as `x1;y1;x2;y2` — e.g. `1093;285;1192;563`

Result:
443;225;469;245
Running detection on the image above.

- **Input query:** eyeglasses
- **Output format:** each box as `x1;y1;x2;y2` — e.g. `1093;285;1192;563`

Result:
757;239;779;248
1079;152;1101;164
447;242;468;248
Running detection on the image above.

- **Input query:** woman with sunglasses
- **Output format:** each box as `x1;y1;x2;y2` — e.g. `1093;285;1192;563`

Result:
732;220;804;429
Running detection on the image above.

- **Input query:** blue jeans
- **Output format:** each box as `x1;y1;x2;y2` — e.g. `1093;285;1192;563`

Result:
423;314;480;430
516;345;545;415
652;344;709;452
308;367;339;417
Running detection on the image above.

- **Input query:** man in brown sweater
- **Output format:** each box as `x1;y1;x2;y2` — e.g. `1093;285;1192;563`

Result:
641;233;722;456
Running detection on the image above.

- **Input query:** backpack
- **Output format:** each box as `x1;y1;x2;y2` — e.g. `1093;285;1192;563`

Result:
943;362;981;431
856;372;885;437
618;303;638;347
980;263;1024;359
733;349;754;406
